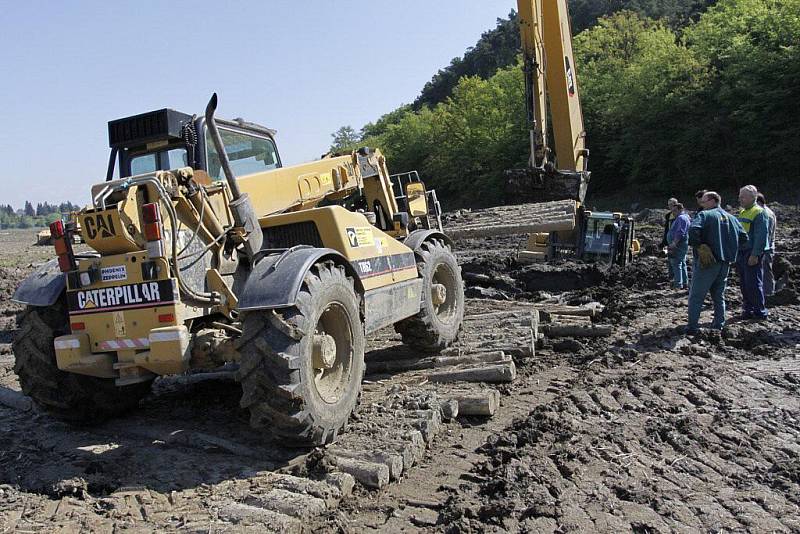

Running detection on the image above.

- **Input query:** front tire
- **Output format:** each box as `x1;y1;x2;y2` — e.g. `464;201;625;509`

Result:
238;261;365;446
13;299;152;422
395;238;464;353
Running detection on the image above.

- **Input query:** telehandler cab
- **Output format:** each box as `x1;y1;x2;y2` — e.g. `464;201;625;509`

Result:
13;94;464;446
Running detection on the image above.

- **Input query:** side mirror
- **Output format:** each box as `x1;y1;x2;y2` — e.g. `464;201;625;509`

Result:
405;182;428;217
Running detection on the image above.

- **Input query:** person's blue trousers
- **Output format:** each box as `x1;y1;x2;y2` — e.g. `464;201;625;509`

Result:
735;250;768;318
688;262;730;330
669;244;689;288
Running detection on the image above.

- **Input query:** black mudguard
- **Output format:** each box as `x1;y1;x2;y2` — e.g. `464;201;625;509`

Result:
403;229;453;255
238;247;363;312
12;258;65;307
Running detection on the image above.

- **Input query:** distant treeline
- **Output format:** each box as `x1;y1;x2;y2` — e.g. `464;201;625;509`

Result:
330;0;799;208
0;201;80;229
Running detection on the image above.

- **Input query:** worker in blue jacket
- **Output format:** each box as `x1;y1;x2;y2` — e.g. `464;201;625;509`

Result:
736;185;770;319
686;192;748;334
666;202;691;289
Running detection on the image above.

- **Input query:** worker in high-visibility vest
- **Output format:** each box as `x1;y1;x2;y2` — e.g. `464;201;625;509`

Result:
736;185;770;320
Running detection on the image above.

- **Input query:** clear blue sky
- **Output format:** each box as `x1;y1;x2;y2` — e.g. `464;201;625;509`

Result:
0;0;515;208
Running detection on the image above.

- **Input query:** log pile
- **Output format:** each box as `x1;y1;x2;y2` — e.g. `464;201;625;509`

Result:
537;302;613;338
444;308;540;359
445;200;577;239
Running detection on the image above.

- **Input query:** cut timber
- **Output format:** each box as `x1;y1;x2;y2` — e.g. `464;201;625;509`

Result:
267;473;354;508
366;350;509;375
449;389;501;416
537;302;603;318
329;449;404;481
218;503;302;532
334;457;390;489
446;200;577;239
246;488;327;521
518;250;548;263
550;314;593;325
439;399;459;421
546;324;613;337
427;361;516;384
450;309;538;358
0;387;33;412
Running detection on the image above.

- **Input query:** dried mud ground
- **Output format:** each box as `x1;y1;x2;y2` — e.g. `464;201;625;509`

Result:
1;203;800;533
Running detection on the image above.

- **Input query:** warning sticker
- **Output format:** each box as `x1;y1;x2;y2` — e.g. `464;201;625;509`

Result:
345;227;374;248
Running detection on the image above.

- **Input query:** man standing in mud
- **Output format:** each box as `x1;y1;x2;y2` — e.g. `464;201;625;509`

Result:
660;198;678;280
757;193;777;296
667;202;691;289
736;185;770;320
686;192;747;334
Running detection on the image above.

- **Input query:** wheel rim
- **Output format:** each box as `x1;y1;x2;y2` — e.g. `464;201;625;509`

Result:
431;261;459;325
312;302;353;404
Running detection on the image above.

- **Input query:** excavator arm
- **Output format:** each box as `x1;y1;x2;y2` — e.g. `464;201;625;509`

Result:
507;0;590;204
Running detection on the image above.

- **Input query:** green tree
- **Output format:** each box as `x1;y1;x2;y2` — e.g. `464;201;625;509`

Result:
329;126;360;153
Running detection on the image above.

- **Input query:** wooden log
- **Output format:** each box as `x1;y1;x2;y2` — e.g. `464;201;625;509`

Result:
518;250;548;263
449;390;501;416
439;399;459;421
329;449;404;481
427;361;516;384
405;409;442;444
267;473;354;508
367;350;509;374
550;314;593;325
218;503;302;532
402;430;426;462
433;351;510;368
334;457;390;489
0;387;33;412
246;488;327;520
536;302;603;318
546;324;613;337
448;217;575;239
324;473;355;499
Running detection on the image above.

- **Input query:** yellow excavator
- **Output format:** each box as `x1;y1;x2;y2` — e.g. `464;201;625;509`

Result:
507;0;638;266
13;94;464;446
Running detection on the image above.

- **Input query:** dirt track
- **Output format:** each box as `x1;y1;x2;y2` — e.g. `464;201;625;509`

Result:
1;205;799;532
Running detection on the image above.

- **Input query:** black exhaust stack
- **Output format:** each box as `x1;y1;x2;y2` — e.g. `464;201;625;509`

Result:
205;93;263;258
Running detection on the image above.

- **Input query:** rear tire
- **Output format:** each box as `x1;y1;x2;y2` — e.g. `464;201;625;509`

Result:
13;299;152;423
395;238;464;353
238;261;365;447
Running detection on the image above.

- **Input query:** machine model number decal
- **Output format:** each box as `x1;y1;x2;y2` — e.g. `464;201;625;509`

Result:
101;265;127;282
345;227;374;248
357;260;373;274
84;213;117;239
67;280;175;314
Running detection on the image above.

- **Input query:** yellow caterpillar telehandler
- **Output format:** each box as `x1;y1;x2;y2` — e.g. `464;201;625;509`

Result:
13;94;464;446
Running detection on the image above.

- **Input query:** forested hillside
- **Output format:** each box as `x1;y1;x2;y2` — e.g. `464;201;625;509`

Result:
332;0;799;208
411;0;717;110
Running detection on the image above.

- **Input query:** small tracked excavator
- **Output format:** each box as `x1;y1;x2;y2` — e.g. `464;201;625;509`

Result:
506;0;638;267
13;94;465;446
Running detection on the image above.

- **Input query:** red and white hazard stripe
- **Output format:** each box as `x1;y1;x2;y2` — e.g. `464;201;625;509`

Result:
98;338;150;350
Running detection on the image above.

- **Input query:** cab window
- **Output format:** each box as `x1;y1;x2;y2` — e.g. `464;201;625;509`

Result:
130;153;157;175
127;148;188;177
205;128;279;181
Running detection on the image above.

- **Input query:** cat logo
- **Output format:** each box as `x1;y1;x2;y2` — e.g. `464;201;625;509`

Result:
346;228;358;247
565;56;576;97
84;213;117;240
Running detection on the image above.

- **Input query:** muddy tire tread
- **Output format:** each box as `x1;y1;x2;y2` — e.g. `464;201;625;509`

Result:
239;261;365;446
13;301;152;423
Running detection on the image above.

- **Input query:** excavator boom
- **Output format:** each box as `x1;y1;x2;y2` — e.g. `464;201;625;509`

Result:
507;0;589;204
